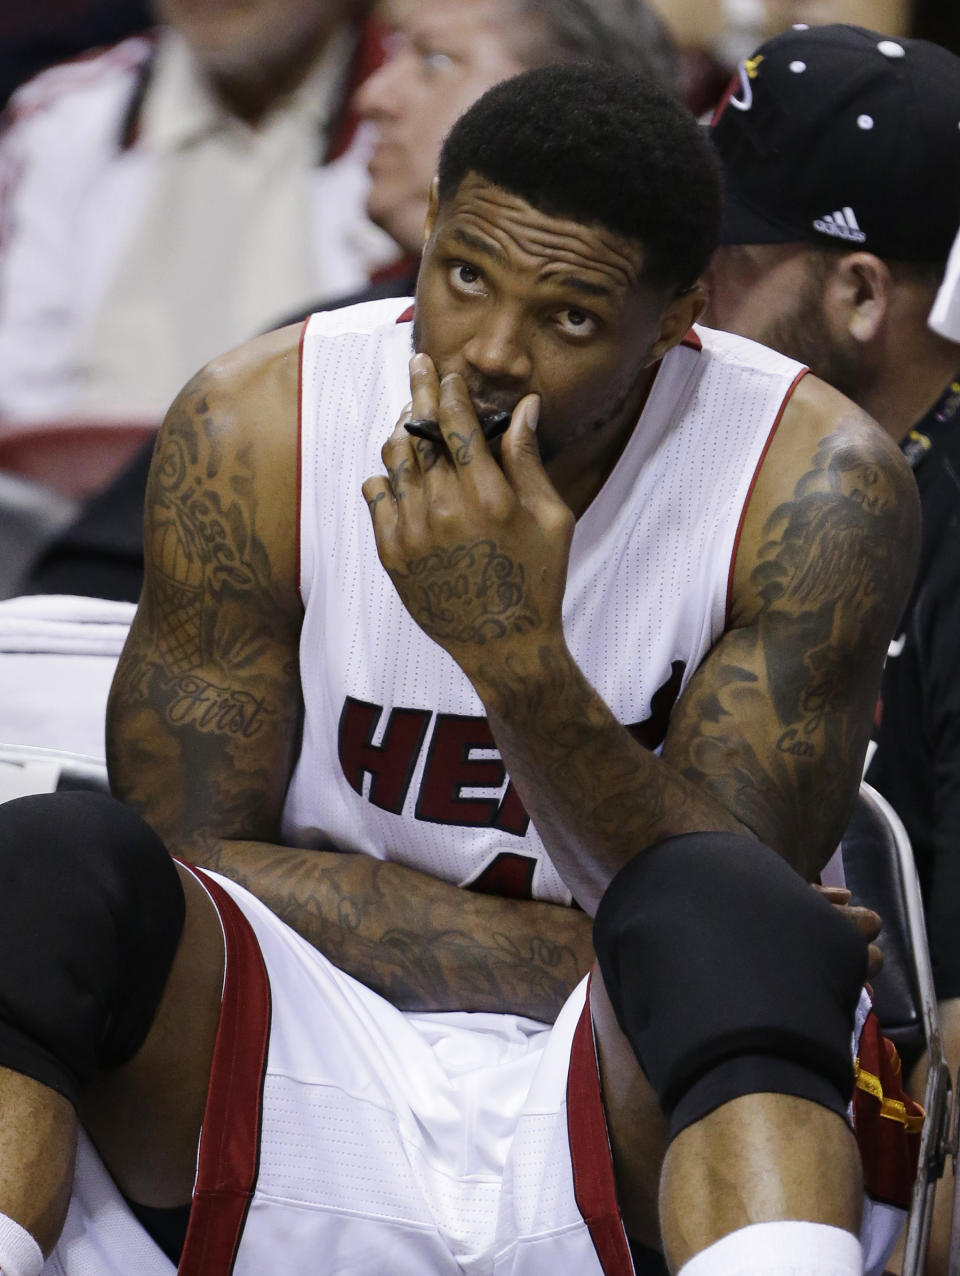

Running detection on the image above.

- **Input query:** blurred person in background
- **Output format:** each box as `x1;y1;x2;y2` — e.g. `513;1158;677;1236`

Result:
643;0;744;113
0;0;152;109
0;0;394;433
705;24;960;1271
355;0;676;270
22;0;678;603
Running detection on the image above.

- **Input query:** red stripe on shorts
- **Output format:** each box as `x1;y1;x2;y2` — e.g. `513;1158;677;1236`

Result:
178;871;272;1276
567;982;636;1274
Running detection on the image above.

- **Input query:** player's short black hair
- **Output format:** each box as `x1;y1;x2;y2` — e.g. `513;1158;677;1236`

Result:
435;63;721;295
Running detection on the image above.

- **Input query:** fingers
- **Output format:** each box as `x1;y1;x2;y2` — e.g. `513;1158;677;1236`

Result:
811;884;851;905
410;352;441;426
834;897;884;977
843;903;882;945
499;393;547;495
500;394;574;544
361;475;396;560
435;371;491;474
811;882;884;976
381;406;424;508
370;400;428;551
407;354;447;476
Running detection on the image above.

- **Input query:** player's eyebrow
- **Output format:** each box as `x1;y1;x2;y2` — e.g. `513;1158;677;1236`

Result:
544;273;614;300
449;226;509;267
447;227;619;300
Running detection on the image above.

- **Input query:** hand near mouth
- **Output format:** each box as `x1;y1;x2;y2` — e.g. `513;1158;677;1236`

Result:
361;352;572;694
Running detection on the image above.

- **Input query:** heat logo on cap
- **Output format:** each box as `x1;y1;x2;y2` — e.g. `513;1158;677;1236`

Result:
813;207;866;243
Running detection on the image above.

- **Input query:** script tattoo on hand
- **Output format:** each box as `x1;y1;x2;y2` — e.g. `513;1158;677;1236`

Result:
447;429;477;467
387;457;413;500
390;539;541;644
412;437;441;473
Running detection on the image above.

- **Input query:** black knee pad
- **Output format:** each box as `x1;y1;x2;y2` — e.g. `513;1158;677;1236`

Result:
0;791;185;1106
593;832;867;1142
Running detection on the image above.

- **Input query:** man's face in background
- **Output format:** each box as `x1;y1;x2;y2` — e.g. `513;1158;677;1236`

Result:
153;0;357;87
703;242;864;403
355;0;546;256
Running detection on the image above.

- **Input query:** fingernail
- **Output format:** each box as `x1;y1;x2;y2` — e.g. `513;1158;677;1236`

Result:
523;397;540;431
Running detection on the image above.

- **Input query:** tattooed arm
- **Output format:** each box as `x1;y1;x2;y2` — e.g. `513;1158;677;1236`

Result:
366;370;920;912
106;326;592;1020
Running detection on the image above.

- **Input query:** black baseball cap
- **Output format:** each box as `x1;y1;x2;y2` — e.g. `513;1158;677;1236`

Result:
711;24;960;262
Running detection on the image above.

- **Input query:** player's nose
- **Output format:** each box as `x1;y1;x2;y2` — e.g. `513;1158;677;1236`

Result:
461;314;532;386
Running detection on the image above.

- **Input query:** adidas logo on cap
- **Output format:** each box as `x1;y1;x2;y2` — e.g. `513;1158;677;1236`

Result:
813;207;867;243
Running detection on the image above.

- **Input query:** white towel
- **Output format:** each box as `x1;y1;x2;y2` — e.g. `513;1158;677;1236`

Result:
929;223;960;341
0;594;135;655
0;594;135;760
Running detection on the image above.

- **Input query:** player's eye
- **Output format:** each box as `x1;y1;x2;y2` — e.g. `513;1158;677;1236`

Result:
556;308;597;337
449;262;484;293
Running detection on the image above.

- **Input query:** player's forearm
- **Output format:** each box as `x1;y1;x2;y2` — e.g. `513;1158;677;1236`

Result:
474;639;748;915
175;833;593;1020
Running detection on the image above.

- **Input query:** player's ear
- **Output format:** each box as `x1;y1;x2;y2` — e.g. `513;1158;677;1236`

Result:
423;178;440;244
825;252;890;345
648;282;708;362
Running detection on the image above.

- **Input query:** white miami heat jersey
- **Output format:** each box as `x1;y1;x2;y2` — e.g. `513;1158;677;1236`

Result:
282;300;807;903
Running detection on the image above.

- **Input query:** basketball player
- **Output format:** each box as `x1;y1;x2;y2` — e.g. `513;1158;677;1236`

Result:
0;65;921;1276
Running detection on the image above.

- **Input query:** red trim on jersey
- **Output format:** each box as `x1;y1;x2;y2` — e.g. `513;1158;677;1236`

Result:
680;329;702;351
567;982;636;1275
295;318;309;609
396;303;415;324
178;871;271;1276
724;367;809;626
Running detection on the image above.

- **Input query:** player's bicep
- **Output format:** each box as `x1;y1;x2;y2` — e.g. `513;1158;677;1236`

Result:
107;362;302;849
662;416;919;879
